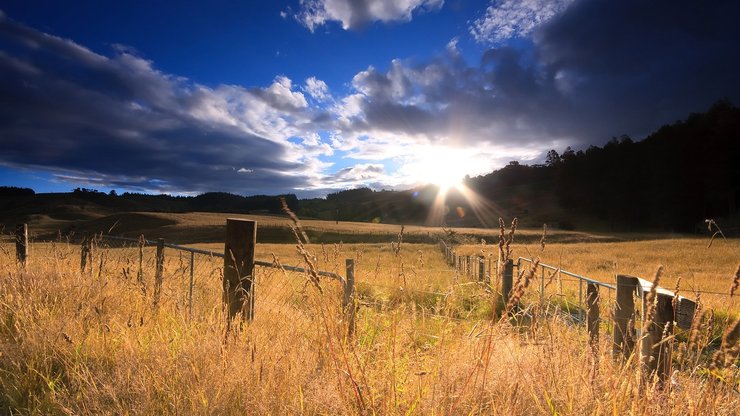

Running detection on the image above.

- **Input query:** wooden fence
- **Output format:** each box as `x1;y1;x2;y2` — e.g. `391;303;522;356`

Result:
438;239;698;384
11;219;358;335
10;222;702;383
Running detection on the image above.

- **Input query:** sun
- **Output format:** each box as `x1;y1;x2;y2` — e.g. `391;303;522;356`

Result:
404;147;470;190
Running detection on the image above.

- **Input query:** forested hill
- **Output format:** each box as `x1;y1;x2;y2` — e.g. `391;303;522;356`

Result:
468;99;740;231
2;101;739;232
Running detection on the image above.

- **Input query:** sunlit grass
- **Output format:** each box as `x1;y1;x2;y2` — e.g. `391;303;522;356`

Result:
0;234;738;414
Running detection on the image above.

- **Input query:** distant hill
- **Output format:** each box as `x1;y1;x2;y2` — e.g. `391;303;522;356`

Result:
1;101;739;233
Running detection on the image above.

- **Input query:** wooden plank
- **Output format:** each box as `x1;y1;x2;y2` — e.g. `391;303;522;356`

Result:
675;298;697;330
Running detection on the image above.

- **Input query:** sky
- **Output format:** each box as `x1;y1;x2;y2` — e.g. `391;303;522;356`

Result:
0;0;739;196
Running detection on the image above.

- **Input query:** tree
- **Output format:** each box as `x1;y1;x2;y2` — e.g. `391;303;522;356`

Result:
545;150;561;166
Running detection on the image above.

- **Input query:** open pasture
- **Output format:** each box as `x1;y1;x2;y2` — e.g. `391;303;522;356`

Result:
0;221;738;414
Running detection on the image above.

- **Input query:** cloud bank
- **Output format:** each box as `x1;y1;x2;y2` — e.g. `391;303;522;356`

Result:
0;14;337;194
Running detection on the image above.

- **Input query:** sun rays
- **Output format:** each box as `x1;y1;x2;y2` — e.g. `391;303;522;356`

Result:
425;181;505;227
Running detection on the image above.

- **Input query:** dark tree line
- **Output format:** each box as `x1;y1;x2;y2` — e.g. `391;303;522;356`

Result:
468;100;740;231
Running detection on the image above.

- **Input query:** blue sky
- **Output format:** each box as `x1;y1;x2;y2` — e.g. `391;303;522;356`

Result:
1;0;739;195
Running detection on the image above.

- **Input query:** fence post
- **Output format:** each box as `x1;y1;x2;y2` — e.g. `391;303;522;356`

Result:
80;233;90;273
15;223;28;267
344;259;356;338
613;275;638;360
153;238;165;308
223;218;257;322
189;251;194;321
587;283;599;350
478;256;485;282
502;259;513;305
640;292;674;385
137;235;145;289
540;266;545;305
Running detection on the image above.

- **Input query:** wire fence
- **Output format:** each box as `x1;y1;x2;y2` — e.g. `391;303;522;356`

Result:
3;225;735;343
0;229;346;341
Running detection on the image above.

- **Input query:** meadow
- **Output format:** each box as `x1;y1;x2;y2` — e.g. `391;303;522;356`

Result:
0;218;738;414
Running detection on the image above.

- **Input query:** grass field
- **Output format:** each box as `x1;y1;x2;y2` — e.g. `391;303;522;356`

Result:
19;211;626;244
0;217;738;414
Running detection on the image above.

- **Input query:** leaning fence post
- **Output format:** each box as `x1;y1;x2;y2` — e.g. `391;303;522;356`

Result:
502;259;513;305
640;292;674;385
343;259;356;338
223;218;257;322
587;283;599;349
613;275;638;360
153;238;165;308
15;223;28;267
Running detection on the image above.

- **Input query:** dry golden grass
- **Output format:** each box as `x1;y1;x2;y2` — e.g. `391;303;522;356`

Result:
0;230;738;414
454;237;740;312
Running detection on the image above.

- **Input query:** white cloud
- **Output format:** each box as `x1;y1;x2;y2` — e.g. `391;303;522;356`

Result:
470;0;573;44
304;76;331;101
263;75;308;110
296;0;444;32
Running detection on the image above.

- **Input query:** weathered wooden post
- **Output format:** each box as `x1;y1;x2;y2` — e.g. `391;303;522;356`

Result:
478;256;485;282
502;259;513;305
153;238;165;308
137;235;145;289
188;251;195;321
540;266;545;305
80;233;90;273
343;259;356;337
15;223;28;267
613;275;638;359
587;283;600;349
640;292;674;385
223;218;256;322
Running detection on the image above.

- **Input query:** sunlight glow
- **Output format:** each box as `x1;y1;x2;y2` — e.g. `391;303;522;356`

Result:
403;147;477;190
